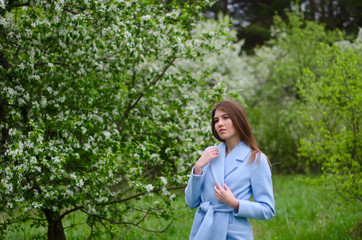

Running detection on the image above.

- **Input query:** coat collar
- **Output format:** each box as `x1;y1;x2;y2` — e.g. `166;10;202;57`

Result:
210;141;251;184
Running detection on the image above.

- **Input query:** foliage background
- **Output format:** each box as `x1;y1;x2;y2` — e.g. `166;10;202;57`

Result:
0;0;361;239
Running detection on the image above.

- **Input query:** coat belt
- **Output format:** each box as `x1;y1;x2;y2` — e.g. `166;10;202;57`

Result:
194;201;234;240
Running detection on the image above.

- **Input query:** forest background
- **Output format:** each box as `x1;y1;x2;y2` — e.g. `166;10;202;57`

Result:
0;0;361;239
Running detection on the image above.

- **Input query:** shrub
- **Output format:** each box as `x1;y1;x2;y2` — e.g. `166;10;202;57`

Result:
297;35;361;203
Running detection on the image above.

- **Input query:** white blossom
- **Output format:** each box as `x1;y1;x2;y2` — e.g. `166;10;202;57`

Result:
145;184;154;193
5;182;13;193
31;20;39;28
52;156;61;164
141;15;151;21
19;63;25;70
166;11;178;19
37;135;43;144
66;189;74;197
59;96;66;102
161;186;170;196
7;202;13;209
32;203;43;209
84;143;91;150
160;176;168;185
8;128;16;136
76;179;84;188
0;16;7;26
103;131;111;139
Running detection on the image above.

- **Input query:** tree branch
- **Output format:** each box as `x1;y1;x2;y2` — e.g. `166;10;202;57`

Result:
0;98;9;155
90;212;173;233
0;216;46;226
63;3;86;15
63;6;78;14
0;51;11;70
116;54;177;132
59;185;185;220
103;185;185;206
8;1;30;7
332;177;349;202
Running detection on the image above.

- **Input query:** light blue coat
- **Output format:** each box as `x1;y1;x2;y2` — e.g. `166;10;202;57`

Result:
185;141;275;240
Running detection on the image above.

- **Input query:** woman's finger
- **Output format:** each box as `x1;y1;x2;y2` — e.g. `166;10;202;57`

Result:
214;185;220;195
216;182;223;190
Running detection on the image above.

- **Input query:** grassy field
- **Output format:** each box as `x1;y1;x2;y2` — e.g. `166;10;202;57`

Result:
4;175;361;239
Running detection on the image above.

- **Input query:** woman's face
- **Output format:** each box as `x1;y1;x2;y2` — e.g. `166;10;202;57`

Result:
213;109;238;141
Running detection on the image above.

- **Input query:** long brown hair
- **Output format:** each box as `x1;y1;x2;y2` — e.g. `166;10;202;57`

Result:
211;100;269;166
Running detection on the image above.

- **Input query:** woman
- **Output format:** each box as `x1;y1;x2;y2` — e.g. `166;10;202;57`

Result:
185;100;275;240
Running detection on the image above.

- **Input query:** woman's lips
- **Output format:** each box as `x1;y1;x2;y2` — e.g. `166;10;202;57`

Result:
219;129;226;133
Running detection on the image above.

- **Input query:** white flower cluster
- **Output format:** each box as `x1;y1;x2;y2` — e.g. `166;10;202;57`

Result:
145;184;154;193
160;176;168;185
161;187;170;196
165;10;179;19
0;0;6;9
141;15;151;21
0;16;8;28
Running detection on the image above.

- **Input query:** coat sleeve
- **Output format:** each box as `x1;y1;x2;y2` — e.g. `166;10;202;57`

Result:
184;166;204;208
185;146;214;208
234;154;275;220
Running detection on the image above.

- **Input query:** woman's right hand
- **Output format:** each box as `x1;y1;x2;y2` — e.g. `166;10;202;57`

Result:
194;147;219;175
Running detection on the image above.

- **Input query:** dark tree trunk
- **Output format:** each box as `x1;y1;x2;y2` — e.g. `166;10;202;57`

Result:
309;0;316;20
223;0;228;14
0;98;9;150
43;209;67;240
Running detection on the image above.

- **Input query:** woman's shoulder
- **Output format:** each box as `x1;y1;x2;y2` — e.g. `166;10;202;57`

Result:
252;151;271;171
203;142;224;152
259;151;268;161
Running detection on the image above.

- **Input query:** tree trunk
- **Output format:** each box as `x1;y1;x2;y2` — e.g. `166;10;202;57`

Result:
309;0;316;20
43;209;67;240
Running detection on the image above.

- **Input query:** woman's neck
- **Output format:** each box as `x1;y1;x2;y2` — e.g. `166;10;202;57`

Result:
225;137;241;157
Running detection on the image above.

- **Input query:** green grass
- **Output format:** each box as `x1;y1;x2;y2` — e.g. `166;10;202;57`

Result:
4;175;361;239
250;175;361;240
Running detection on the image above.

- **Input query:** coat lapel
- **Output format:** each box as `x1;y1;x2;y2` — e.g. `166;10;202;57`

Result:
210;141;251;184
224;141;251;178
210;143;226;186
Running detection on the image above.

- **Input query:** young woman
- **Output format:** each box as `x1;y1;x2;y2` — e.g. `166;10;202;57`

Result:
185;100;275;240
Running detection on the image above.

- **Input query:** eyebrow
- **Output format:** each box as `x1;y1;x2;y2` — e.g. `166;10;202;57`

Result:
214;113;229;120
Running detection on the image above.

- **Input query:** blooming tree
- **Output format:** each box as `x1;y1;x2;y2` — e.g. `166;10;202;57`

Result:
0;0;231;239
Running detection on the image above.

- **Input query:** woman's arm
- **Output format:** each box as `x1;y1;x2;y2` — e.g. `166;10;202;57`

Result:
185;167;204;208
185;147;218;208
234;154;275;220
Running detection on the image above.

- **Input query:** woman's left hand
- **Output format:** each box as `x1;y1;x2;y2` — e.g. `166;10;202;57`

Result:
214;182;239;211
